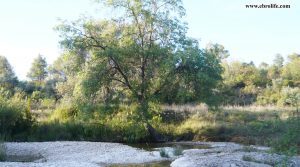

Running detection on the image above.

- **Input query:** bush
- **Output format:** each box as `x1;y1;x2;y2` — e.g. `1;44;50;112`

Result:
0;97;33;139
30;121;85;141
106;105;149;143
40;98;56;110
271;118;300;155
49;105;78;122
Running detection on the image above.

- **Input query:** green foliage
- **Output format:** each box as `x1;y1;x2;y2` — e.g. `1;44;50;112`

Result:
0;56;18;93
27;54;48;84
0;96;33;139
281;87;300;112
31;91;45;102
158;42;223;105
55;0;224;118
50;105;78;122
282;54;300;85
154;106;299;154
273;54;284;68
205;43;229;60
30;121;85;141
221;61;261;105
40;98;56;110
271;118;300;155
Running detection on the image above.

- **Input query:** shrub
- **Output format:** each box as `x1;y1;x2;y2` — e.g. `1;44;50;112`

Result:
271;118;300;155
30;121;85;141
0;97;33;139
49;105;78;122
106;107;149;143
40;98;56;110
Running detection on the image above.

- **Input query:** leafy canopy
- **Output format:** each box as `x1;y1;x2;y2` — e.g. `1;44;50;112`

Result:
27;54;48;83
56;0;223;113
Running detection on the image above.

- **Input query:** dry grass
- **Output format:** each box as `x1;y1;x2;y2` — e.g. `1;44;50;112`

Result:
161;103;209;114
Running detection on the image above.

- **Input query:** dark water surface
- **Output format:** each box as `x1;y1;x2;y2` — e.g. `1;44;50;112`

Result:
109;142;210;167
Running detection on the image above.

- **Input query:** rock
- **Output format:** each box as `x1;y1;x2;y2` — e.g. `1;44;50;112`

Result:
171;142;300;167
1;141;299;167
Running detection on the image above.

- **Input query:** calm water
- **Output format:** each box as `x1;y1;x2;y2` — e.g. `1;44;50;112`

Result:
110;142;211;167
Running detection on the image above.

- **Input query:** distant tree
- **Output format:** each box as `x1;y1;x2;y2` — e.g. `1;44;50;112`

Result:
282;53;300;86
259;62;269;69
27;54;48;85
0;55;18;92
282;87;300;112
205;43;229;60
273;54;284;68
257;62;270;87
221;61;260;105
48;50;87;82
287;53;300;60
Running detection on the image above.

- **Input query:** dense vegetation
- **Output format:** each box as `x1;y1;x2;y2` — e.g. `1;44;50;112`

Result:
0;0;299;155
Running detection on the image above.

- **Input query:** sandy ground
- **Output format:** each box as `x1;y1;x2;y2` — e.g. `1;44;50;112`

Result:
1;141;300;167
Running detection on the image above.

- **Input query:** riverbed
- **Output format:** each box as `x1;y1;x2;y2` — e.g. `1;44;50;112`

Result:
1;141;299;167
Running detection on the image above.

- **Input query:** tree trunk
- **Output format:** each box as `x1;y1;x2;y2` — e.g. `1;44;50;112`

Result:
146;123;166;142
138;99;166;142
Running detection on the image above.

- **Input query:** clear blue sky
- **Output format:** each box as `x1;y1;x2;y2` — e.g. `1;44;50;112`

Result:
0;0;299;80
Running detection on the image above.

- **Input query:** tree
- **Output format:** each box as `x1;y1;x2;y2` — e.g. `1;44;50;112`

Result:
282;53;300;86
27;54;48;85
205;43;229;60
221;61;260;105
273;54;284;68
282;87;300;112
56;0;223;119
0;56;18;93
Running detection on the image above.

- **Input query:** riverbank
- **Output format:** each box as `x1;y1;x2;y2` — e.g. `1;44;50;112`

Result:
1;141;299;167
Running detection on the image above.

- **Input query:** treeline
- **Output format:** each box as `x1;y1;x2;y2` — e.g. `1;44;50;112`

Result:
221;53;300;109
1;52;300;111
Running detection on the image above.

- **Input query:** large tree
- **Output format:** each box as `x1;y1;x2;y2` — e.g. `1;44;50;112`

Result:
56;0;223;117
27;54;48;85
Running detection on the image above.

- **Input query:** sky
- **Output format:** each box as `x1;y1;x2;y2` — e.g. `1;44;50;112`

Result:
0;0;299;80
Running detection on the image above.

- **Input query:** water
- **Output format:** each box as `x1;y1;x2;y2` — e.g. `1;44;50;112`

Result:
110;142;211;167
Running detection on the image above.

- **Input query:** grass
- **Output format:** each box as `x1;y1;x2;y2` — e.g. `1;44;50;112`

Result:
156;105;300;155
1;102;299;155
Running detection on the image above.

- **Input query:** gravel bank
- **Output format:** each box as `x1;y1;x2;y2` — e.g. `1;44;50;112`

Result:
1;141;299;167
170;142;300;167
1;141;164;167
